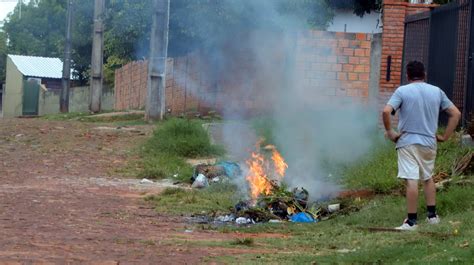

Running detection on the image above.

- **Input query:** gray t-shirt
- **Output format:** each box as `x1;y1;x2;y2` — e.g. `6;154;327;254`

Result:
387;82;454;149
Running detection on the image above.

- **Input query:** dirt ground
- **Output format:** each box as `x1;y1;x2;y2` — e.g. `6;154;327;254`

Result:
0;118;270;264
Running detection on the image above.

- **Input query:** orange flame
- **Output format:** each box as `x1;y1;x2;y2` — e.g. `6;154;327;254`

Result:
246;152;273;200
271;149;288;178
245;143;288;201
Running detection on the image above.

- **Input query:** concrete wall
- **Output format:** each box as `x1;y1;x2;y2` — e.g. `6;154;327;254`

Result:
369;33;382;106
2;56;24;118
38;86;114;115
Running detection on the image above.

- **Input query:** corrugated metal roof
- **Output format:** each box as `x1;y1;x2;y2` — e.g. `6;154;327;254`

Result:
8;54;64;79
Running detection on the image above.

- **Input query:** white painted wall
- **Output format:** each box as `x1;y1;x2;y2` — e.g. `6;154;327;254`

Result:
327;10;382;34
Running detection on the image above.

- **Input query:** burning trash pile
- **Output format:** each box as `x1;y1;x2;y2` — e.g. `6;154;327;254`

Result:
229;142;320;224
191;140;325;224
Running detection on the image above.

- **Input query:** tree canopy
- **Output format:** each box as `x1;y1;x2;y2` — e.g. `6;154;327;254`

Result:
1;0;334;86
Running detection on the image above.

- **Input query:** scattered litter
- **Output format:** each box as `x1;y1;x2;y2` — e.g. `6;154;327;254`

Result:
211;177;220;183
192;161;242;184
268;219;283;223
336;248;357;254
215;161;241;178
173;174;179;178
235;217;253;225
328;203;340;213
15;134;24;138
184;229;193;233
139;178;154;184
459;241;469;248
216;214;236;223
191;174;209;189
290;212;315;223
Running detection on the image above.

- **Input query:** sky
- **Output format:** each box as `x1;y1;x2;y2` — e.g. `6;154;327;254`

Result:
0;1;20;23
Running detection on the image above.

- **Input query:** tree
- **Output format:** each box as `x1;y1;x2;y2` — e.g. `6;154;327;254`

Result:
0;30;7;83
329;0;381;17
3;0;93;84
2;0;334;87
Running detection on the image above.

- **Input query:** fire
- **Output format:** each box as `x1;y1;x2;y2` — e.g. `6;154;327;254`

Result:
245;143;288;201
271;148;288;177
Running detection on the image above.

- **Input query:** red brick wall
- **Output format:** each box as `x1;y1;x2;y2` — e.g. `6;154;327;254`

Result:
379;0;438;110
295;31;372;102
115;30;374;116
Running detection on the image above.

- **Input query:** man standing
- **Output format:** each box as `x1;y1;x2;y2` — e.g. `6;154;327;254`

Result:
382;61;461;230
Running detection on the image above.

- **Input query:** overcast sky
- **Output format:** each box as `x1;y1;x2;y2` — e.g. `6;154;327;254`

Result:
0;1;21;23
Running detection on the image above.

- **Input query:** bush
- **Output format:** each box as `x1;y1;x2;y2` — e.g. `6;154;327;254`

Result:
144;118;225;158
139;118;225;180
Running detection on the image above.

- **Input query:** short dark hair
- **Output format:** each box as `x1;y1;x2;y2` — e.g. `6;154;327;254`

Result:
406;61;425;80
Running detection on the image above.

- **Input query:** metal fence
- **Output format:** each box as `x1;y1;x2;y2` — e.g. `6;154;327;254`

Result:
402;0;473;125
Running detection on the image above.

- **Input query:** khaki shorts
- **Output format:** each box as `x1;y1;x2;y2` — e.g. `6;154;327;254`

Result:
397;144;436;181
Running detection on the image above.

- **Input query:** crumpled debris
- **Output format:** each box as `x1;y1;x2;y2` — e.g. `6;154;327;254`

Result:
139;178;154;184
216;214;236;223
191;174;209;189
235;217;254;225
290;212;315;223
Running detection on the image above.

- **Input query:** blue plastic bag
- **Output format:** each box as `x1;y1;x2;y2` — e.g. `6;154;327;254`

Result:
290;212;315;223
216;161;241;178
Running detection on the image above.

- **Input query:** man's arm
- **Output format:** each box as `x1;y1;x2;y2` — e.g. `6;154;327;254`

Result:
382;105;401;142
437;105;461;142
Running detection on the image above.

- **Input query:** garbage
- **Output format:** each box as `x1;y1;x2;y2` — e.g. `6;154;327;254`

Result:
235;217;253;225
268;219;283;223
215;161;241;178
184;229;193;233
290;212;315;223
216;214;236;223
191;174;209;189
337;248;357;254
211;177;220;183
234;201;251;212
139;178;154;184
328;203;340;213
192;161;242;183
192;164;226;181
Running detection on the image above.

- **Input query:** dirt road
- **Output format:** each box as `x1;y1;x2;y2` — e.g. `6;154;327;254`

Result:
0;119;259;264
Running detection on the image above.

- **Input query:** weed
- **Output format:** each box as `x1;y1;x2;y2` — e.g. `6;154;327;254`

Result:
231;238;254;246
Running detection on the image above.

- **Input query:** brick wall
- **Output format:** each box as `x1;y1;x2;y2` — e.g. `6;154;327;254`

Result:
378;0;438;111
115;30;375;116
295;31;372;102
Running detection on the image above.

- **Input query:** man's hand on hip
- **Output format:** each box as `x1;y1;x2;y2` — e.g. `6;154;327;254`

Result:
436;134;446;142
385;129;401;143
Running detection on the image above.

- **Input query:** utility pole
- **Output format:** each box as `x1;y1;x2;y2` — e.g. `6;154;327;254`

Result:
146;0;170;121
60;0;73;113
90;0;105;113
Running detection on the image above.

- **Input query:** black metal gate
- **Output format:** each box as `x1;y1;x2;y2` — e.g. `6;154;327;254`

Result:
402;0;472;125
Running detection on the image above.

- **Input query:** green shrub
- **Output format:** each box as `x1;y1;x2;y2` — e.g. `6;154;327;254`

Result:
139;118;225;180
144;118;225;158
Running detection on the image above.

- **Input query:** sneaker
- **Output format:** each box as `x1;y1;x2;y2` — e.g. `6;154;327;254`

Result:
395;219;418;231
427;215;440;225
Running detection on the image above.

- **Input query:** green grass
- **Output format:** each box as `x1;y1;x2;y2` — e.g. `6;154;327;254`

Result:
145;183;238;215
210;184;474;264
138;118;225;181
41;111;146;125
145;127;474;263
41;112;91;121
343;133;472;193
